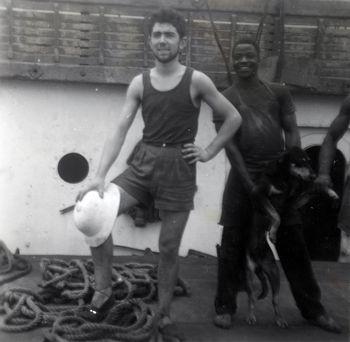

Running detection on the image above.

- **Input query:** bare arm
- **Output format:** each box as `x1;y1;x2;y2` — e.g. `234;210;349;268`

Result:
317;99;350;186
182;71;241;163
77;75;142;199
281;113;301;149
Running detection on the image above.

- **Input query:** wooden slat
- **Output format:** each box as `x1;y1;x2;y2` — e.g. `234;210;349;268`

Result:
4;0;350;20
58;13;96;24
60;38;99;48
191;54;232;65
11;9;53;22
191;28;232;41
191;61;227;72
0;50;53;63
103;22;144;34
284;33;317;43
103;49;144;59
191;39;231;50
320;68;350;78
12;35;55;45
191;45;228;56
190;21;232;32
0;0;350;95
48;0;346;20
235;24;260;32
11;42;54;54
60;22;97;31
100;57;144;67
104;32;144;42
320;52;350;61
0;60;142;83
8;25;56;37
285;41;316;49
321;61;350;69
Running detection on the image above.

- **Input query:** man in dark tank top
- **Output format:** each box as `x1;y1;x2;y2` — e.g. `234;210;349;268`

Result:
213;39;341;333
75;8;241;341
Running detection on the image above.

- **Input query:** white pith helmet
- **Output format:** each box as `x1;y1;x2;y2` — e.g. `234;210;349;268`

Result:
73;183;120;247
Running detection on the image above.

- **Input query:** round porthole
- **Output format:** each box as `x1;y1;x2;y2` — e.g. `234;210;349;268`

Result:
57;153;89;183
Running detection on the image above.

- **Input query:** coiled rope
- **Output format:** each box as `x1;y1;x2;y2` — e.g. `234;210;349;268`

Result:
0;288;154;341
45;299;154;342
0;288;66;332
38;259;190;305
0;257;190;341
0;240;32;286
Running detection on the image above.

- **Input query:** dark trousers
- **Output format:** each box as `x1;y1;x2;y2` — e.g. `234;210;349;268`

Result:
215;223;326;319
216;167;326;319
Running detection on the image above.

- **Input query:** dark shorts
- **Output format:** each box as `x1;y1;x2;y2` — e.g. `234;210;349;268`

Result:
112;142;196;211
338;177;350;234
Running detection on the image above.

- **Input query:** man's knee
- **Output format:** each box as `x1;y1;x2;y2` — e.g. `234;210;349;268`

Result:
73;183;121;247
158;210;189;259
159;236;179;260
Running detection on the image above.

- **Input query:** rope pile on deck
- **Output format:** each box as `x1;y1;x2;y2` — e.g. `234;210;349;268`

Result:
0;240;32;286
38;258;190;304
44;299;154;342
0;288;154;341
0;257;190;341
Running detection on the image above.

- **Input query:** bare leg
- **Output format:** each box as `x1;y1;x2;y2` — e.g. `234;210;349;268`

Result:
90;187;139;307
157;210;189;318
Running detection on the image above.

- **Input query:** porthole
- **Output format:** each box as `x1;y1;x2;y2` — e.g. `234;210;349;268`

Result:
57;153;89;183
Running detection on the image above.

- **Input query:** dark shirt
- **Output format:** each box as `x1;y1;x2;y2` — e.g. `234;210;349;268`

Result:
215;80;300;226
141;67;200;145
214;81;295;173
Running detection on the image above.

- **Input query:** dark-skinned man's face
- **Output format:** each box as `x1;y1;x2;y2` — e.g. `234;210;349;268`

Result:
232;43;259;79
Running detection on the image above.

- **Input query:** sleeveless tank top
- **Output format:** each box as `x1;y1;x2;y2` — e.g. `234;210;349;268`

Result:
141;67;200;145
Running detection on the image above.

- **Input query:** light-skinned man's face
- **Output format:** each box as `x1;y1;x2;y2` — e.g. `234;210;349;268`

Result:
149;22;186;64
233;43;259;79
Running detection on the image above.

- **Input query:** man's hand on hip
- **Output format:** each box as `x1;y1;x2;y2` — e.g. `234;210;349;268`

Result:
182;143;211;164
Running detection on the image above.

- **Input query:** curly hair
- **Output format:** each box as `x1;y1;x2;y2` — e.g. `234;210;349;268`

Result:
148;8;187;38
233;38;260;57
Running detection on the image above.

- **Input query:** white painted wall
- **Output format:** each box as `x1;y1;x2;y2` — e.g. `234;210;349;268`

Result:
1;79;349;256
295;93;350;165
0;79;227;256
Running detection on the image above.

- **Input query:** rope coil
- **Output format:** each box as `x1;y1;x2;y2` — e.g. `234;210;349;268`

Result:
0;240;32;286
0;257;190;341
